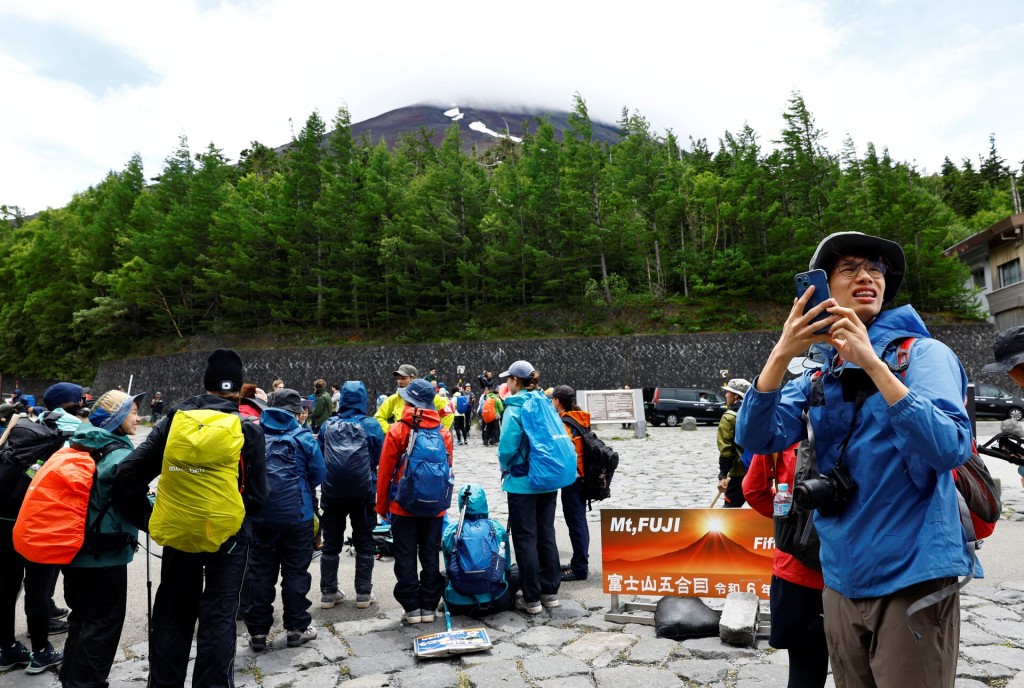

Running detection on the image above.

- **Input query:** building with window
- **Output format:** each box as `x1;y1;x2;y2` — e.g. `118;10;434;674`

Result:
944;213;1024;328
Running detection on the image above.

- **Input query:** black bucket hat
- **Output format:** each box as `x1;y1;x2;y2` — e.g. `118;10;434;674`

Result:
982;326;1024;374
808;231;905;304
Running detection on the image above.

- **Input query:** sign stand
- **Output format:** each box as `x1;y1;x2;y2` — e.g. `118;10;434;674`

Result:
605;594;657;625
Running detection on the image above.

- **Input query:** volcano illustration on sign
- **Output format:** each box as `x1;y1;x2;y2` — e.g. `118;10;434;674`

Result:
605;529;773;575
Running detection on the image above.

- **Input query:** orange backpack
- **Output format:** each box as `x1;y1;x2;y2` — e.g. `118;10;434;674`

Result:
13;446;99;564
481;396;498;423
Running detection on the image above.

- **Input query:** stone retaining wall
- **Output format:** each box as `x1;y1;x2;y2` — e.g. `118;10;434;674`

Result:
93;323;1002;408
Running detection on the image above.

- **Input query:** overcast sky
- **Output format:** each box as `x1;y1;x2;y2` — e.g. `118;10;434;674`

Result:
3;0;1023;214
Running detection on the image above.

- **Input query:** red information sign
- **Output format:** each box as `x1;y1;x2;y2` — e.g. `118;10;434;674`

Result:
601;508;775;600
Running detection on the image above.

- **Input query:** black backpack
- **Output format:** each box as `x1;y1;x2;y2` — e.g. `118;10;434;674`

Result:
0;420;74;519
561;417;619;509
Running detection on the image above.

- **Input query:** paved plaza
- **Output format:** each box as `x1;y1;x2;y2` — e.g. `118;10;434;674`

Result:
6;420;1024;687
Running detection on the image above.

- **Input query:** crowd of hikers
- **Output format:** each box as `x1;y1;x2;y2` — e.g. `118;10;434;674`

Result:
0;352;617;687
4;229;1021;688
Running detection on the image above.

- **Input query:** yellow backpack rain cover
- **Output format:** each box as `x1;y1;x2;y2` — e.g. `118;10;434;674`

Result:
149;409;245;553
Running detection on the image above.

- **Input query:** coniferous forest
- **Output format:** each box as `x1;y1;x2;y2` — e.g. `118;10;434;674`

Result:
0;92;1017;380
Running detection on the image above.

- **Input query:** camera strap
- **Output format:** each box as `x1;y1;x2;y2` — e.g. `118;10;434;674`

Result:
834;390;869;469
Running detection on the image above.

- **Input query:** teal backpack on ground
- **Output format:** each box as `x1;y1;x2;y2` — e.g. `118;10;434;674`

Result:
509;391;577;491
392;415;453;516
449;511;504;597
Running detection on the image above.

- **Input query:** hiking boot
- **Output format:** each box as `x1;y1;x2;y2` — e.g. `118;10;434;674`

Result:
25;643;62;674
248;635;266;652
0;641;31;671
514;594;542;615
48;618;69;635
355;592;375;609
286;626;317;647
402;610;423;624
320;591;346;609
419;609;436;623
560;567;587;582
540;594;560;608
49;603;69;620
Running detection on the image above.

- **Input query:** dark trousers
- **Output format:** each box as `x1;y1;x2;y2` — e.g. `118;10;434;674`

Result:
506;491;560;603
768;576;828;688
60;565;128;688
320;498;375;596
453;416;469;443
560;480;589;577
482;420;501;445
149;538;247;688
245;521;314;635
390;515;444;613
0;520;55;652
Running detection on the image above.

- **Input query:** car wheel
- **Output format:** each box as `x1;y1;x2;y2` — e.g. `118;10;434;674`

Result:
666;414;679;427
1009;407;1024;421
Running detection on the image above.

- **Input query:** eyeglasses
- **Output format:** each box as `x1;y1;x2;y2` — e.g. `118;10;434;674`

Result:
835;259;887;279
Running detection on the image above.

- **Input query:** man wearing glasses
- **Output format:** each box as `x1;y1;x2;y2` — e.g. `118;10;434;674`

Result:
736;232;971;688
374;365;454;433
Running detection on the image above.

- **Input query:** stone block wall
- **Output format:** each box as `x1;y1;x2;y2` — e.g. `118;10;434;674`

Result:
92;323;1003;410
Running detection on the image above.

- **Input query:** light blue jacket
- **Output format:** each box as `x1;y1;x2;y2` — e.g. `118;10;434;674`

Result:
736;305;973;598
497;390;551;494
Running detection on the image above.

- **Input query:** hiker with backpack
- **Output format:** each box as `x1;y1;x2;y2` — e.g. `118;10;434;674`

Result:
375;364;455;433
498;360;576;614
442;484;516;616
451;386;471;445
551;385;591;582
478;388;504;446
112;348;268;688
375;378;454;625
0;397;77;676
736;232;973;688
742;445;828;688
717;378;751;508
243;389;325;651
54;389;146;686
318;380;384;611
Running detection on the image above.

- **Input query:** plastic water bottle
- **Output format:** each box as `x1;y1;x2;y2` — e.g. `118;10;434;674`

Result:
24;460;43;479
774;483;793;517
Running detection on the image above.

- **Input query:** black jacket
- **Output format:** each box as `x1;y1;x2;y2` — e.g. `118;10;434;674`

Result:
112;393;268;541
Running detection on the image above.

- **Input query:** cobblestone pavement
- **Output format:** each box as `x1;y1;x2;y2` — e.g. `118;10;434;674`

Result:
5;421;1024;687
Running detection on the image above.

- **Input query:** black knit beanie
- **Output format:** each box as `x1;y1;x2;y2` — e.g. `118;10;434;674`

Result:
203;348;244;393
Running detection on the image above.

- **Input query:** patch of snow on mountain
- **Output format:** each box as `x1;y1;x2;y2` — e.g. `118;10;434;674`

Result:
452;113;464;121
444;107;461;118
468;121;523;143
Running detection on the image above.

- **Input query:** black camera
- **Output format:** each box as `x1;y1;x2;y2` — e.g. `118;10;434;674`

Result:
793;464;858;516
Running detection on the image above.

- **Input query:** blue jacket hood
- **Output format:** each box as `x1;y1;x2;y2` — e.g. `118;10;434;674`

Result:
456;483;489;518
260;406;300;433
338;381;368;418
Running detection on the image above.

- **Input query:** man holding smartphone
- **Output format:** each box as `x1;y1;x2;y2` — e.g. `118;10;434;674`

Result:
735;231;971;688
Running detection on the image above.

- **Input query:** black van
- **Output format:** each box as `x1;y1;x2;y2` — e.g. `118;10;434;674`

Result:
644;387;727;426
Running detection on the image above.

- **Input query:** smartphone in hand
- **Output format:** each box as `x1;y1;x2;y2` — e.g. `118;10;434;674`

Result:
794;269;832;335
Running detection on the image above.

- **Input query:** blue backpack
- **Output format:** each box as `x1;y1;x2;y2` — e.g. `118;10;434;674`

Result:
258;426;306;527
321;417;375;502
391;416;453;516
509;391;577;491
448;519;505;597
456;395;469;414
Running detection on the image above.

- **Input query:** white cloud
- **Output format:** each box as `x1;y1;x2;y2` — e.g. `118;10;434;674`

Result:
2;0;1024;212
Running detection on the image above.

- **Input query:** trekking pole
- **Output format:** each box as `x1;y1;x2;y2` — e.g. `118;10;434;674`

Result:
455;486;471;540
146;532;153;648
709;491;721;508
